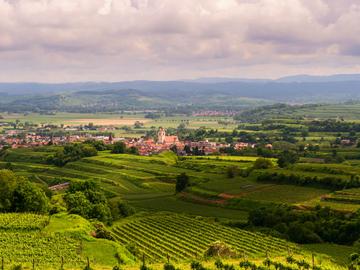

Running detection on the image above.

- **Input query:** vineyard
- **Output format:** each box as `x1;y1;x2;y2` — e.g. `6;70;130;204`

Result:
322;188;360;204
111;214;297;262
0;232;82;265
0;213;49;231
0;213;83;267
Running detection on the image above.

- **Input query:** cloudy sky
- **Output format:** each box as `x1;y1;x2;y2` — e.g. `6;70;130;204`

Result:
1;0;360;82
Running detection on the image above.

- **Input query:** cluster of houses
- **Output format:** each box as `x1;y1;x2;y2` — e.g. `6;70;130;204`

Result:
124;128;261;156
0;127;116;149
0;125;266;156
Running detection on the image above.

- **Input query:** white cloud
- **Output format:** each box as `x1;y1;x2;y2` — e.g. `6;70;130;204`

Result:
0;0;360;82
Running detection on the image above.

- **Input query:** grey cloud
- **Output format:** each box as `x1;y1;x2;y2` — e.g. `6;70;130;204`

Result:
0;0;360;82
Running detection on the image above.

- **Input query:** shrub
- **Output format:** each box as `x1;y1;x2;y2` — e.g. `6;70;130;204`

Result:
204;241;236;258
175;173;189;193
94;223;114;240
252;158;272;170
191;261;207;270
227;166;238;178
164;263;176;270
126;243;141;257
277;150;299;168
112;142;127;154
110;199;136;220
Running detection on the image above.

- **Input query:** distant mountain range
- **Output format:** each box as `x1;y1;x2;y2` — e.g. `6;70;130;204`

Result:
276;73;360;83
0;73;360;112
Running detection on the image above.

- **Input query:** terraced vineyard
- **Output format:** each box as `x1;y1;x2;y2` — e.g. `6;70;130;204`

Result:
0;213;83;267
112;214;296;262
323;188;360;204
0;232;82;265
0;213;49;231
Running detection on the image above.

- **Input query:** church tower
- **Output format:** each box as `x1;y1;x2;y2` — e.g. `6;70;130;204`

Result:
157;128;166;144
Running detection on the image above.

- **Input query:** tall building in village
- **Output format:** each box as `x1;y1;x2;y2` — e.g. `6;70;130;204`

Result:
157;127;179;145
157;127;166;144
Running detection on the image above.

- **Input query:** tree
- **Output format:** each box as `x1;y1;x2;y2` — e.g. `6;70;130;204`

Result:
184;145;192;155
227;166;238;178
112;142;126;154
81;145;98;157
64;191;92;217
252;158;273;170
0;170;18;211
12;181;49;213
48;143;98;167
127;146;139;155
84;140;107;151
64;181;112;223
175;173;189;193
109;199;135;220
225;136;233;144
0;170;49;213
277;150;299;168
170;145;177;154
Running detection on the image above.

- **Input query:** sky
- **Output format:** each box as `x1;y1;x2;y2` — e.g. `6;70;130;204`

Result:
1;0;360;82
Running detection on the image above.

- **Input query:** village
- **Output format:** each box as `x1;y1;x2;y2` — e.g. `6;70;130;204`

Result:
0;122;261;156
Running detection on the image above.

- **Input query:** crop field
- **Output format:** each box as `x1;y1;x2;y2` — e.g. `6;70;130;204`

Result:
0;213;83;267
111;213;296;262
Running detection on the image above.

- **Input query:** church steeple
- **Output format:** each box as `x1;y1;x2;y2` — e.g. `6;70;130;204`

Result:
157;127;166;144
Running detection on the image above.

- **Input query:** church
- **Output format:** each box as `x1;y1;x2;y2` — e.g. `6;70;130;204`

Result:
157;127;179;145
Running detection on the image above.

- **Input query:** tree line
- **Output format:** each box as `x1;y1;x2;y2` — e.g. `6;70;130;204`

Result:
248;205;360;245
256;171;360;190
